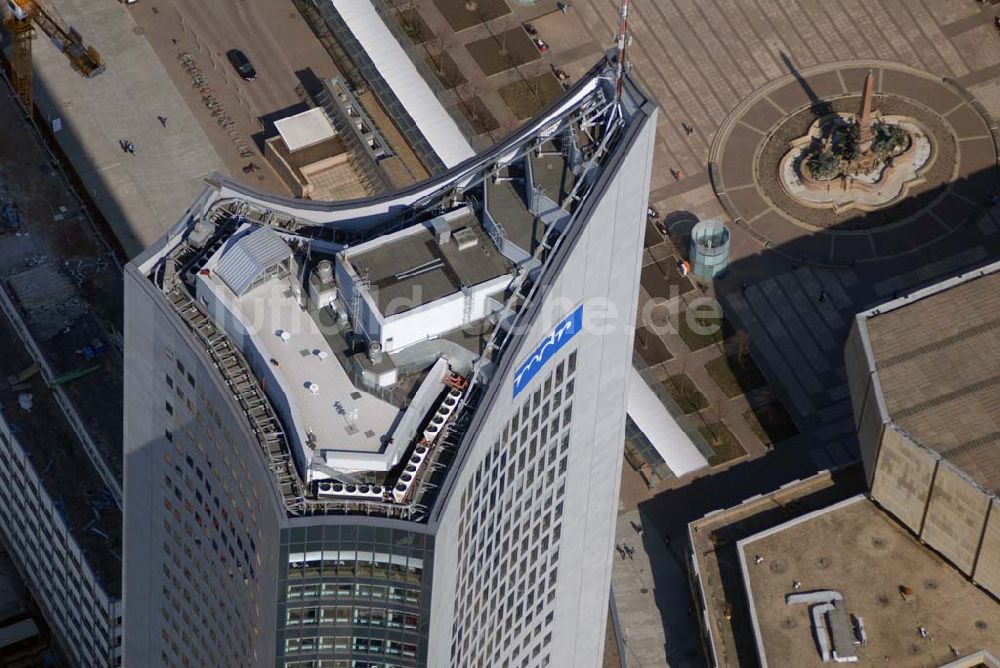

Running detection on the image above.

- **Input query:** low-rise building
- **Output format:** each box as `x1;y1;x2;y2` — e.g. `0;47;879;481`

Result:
845;259;1000;598
689;259;1000;668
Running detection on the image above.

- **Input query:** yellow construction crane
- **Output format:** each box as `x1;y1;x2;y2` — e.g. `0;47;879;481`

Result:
4;0;105;111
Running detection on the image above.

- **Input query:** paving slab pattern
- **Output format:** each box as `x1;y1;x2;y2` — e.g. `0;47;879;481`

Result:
712;62;996;266
27;0;227;257
586;2;1000;665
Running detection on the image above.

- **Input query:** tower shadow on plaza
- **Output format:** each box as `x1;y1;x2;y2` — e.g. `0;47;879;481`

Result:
633;113;1000;668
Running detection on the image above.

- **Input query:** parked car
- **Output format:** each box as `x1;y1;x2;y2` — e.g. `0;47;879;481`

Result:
226;49;256;81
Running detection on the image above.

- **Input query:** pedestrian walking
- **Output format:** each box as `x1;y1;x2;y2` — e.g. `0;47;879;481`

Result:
157;115;168;128
818;289;827;303
557;2;571;14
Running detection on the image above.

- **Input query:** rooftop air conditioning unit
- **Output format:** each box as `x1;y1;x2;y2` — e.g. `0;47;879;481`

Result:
452;227;478;251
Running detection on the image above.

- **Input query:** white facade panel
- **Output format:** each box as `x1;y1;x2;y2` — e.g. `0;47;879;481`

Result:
381;276;509;352
426;106;658;668
627;366;708;477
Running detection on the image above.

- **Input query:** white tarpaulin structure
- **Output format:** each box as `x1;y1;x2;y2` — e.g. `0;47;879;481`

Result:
330;0;475;168
627;367;708;477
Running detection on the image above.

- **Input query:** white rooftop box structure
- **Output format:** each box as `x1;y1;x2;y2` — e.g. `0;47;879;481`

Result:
335;208;513;353
274;108;338;153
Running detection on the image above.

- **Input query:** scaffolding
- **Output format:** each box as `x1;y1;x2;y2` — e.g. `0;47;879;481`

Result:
167;287;309;512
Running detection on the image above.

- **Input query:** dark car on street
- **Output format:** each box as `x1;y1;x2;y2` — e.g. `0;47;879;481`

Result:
226;49;256;81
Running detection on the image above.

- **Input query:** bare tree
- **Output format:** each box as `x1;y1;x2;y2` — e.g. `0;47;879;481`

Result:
734;329;751;370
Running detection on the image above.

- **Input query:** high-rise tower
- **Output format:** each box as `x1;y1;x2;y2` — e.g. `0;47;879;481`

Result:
122;59;657;667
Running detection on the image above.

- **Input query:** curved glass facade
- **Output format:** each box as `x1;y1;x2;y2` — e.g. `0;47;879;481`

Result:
277;522;434;668
689;218;731;279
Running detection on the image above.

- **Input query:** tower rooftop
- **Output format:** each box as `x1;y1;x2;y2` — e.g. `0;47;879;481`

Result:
134;59;655;517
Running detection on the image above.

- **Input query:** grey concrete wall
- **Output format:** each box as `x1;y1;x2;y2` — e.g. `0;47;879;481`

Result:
844;319;872;430
972;498;1000;599
856;377;888;487
870;426;938;533
844;318;888;486
920;461;992;575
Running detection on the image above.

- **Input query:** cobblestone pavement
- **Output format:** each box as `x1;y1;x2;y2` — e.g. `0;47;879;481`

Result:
713;61;997;266
561;0;1000;200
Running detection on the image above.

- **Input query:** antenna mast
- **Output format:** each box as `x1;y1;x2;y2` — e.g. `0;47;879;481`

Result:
614;0;631;105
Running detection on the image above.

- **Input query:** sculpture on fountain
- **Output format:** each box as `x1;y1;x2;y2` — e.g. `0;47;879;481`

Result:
779;70;933;212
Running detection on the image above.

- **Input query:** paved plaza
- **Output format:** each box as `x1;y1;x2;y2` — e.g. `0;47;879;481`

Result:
23;0;225;257
712;61;996;265
531;1;1000;666
560;0;1000;200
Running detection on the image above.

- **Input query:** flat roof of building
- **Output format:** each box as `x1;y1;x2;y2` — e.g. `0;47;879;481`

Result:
738;495;1000;667
530;140;577;203
202;238;401;463
688;467;867;667
863;264;1000;492
349;214;512;316
275;108;338;153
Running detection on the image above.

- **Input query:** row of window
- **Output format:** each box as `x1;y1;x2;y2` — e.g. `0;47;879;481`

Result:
285;636;418;658
451;352;576;668
286;606;420;630
287;583;420;606
0;429;113;667
288;556;422;583
159;351;264;668
285;661;406;668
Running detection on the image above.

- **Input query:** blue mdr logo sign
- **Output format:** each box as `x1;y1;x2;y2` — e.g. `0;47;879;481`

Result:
512;304;583;398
